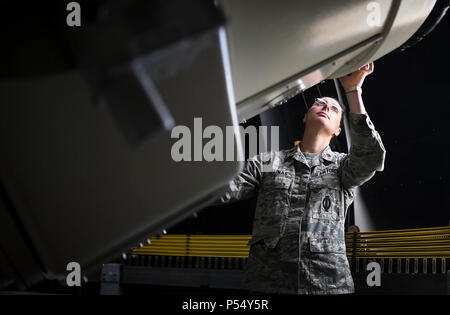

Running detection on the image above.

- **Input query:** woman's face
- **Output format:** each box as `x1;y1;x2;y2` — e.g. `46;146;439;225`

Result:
305;97;342;137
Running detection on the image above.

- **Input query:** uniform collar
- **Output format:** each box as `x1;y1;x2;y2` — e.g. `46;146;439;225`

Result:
290;144;338;166
320;145;338;163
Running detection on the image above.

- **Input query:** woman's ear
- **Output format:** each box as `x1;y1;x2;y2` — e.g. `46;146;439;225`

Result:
334;127;341;137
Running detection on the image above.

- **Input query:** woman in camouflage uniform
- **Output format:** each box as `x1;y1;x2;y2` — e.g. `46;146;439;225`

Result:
218;62;385;294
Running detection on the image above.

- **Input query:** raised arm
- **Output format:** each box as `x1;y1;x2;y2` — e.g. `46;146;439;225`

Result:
338;62;386;188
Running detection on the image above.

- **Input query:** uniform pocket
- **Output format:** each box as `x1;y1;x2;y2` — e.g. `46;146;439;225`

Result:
264;173;293;190
309;237;346;254
308;178;343;221
308;237;353;292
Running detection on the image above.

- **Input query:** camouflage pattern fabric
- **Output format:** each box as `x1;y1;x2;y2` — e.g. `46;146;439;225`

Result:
217;112;385;294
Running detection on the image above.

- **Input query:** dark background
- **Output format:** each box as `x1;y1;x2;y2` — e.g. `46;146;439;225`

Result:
170;10;450;235
353;10;450;230
0;1;448;295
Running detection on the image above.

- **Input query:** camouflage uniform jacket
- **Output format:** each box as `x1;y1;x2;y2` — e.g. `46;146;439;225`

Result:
218;112;385;294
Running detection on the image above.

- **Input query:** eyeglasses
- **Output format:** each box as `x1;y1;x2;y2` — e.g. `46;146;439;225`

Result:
313;98;342;114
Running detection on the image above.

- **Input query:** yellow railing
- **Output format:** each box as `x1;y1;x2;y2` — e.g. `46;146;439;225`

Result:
131;235;252;258
130;226;450;259
346;226;450;258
